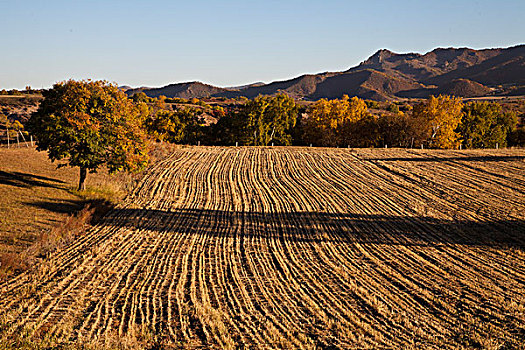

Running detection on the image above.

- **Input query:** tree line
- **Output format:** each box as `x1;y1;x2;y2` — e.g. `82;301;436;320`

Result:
145;93;524;149
24;80;525;190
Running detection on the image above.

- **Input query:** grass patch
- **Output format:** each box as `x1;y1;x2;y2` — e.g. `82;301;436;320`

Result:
0;142;177;280
0;147;134;280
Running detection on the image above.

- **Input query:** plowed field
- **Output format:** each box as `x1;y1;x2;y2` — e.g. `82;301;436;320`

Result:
2;147;525;349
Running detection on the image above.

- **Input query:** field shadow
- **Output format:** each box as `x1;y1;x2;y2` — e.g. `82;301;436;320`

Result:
0;170;66;189
97;208;525;249
25;199;86;214
366;155;525;162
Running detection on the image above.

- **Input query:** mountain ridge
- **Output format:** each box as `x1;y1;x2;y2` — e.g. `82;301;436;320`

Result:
125;45;525;101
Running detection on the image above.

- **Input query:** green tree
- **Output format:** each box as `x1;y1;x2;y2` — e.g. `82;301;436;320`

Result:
132;92;150;103
230;94;298;146
386;103;400;114
27;80;149;191
144;109;185;143
179;108;208;144
365;100;380;109
508;125;525;147
459;101;517;148
143;105;210;145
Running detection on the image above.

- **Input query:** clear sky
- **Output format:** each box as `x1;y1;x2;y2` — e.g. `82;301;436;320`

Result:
1;0;524;89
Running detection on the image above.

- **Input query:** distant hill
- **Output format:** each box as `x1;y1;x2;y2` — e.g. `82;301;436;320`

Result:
225;82;265;90
434;79;493;98
426;45;525;86
125;45;525;101
126;82;229;99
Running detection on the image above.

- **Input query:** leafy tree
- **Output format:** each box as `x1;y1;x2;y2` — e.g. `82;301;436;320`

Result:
0;114;22;147
8;89;23;96
225;94;298;146
143;105;209;145
132;92;150;103
508;125;525;147
180;108;209;144
212;105;226;118
11;120;24;133
386;103;400;114
144;109;185;143
412;95;463;149
303;95;369;147
376;113;427;148
27;80;149;191
208;113;241;145
459;101;518;148
365;100;380;109
341;114;380;147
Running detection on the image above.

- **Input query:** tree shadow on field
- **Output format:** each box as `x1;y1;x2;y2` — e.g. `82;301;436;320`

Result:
366;155;525;163
97;208;525;249
24;198;113;224
0;170;66;189
25;199;86;214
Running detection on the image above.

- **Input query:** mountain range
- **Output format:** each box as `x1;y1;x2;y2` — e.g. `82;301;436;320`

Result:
125;45;525;101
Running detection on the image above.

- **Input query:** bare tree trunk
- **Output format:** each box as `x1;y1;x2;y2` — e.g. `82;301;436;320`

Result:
269;126;276;144
78;167;87;191
19;130;29;147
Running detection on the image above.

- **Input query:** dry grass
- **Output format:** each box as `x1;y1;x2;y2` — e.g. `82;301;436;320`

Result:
0;146;133;278
0;142;182;280
1;146;524;349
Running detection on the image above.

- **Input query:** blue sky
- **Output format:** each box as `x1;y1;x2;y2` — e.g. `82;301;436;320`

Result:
1;0;524;89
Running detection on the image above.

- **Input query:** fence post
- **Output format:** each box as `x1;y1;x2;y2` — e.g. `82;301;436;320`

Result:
30;135;34;147
197;140;200;146
496;143;499;149
235;142;238;147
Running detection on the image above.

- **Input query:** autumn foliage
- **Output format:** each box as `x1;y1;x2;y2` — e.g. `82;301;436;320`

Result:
298;94;520;149
303;95;369;147
28;80;149;190
412;95;463;149
26;83;522;174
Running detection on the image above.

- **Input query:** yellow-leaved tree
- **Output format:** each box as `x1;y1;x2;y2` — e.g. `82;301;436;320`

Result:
412;95;463;149
303;95;369;146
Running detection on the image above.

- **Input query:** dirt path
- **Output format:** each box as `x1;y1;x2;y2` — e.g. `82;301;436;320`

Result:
1;147;524;348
